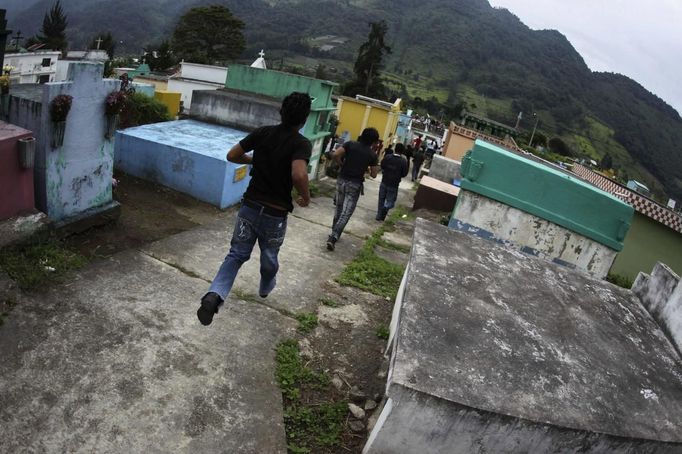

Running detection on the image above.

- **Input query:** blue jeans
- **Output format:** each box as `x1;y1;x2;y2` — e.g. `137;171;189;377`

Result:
208;203;287;299
411;159;423;181
330;178;362;242
376;183;398;221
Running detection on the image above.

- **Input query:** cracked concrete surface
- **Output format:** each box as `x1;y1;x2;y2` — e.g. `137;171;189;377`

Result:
0;177;413;453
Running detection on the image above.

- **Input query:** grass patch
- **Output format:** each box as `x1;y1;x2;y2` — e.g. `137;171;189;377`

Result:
376;238;411;254
336;207;410;300
0;240;87;291
295;312;318;334
606;273;634;289
337;254;403;299
275;340;346;453
376;324;390;340
319;297;339;308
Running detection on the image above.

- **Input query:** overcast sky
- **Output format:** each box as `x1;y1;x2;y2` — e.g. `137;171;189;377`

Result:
487;0;682;116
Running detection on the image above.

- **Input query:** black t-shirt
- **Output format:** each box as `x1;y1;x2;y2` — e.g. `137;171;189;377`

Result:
338;141;378;183
239;124;312;212
381;153;408;187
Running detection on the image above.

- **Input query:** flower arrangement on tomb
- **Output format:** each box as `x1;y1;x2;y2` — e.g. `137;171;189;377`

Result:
105;90;127;117
49;94;73;123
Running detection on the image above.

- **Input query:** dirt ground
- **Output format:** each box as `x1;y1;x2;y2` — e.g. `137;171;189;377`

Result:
63;172;231;259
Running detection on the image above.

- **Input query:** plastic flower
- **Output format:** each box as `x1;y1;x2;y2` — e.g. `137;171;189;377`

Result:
105;90;127;116
49;94;74;122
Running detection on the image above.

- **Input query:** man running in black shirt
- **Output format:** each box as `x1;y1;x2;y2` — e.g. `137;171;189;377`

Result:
326;127;380;251
376;143;408;221
197;92;313;326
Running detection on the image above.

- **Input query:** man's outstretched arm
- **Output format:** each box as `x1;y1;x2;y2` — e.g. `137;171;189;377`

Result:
292;159;311;207
227;143;253;164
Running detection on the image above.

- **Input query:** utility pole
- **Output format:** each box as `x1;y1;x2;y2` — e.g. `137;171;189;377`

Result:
528;112;539;148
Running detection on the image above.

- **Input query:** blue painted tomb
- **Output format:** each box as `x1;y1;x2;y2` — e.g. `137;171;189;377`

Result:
114;120;251;208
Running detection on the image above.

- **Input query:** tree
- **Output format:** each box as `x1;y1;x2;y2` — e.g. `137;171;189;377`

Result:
89;32;115;59
548;137;573;157
343;21;391;98
315;64;328;80
38;0;68;54
172;6;245;65
599;153;613;170
145;40;177;72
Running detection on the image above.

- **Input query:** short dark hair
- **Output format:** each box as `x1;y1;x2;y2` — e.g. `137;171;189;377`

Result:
280;92;312;127
395;143;405;155
359;127;380;145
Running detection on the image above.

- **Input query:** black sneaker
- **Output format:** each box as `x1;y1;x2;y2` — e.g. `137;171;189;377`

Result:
326;237;336;251
197;292;223;326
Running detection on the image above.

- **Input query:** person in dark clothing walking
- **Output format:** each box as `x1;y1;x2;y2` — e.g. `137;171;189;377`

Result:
376;143;408;221
412;145;425;181
404;144;414;172
326;127;380;251
197;92;313;326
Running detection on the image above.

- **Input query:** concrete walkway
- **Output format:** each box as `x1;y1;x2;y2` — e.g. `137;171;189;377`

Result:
0;177;415;453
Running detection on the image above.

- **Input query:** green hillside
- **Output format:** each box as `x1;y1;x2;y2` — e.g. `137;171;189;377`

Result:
4;0;682;200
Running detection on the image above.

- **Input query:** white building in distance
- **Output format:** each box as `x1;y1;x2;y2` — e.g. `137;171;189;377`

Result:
167;62;227;112
3;50;61;84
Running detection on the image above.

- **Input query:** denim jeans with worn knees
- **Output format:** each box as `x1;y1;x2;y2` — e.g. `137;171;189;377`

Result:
208;204;287;300
331;178;362;241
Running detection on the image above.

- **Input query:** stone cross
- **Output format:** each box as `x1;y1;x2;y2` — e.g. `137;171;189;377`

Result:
95;37;103;50
258;49;265;58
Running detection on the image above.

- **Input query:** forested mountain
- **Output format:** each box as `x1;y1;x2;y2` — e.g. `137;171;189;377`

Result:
4;0;682;201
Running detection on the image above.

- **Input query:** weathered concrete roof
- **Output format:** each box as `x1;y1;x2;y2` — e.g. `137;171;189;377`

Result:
392;219;682;442
119;119;247;160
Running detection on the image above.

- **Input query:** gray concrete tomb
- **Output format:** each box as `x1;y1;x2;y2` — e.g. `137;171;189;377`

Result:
365;219;682;453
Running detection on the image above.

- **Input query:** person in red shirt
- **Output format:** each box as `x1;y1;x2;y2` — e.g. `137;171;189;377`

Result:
412;134;423;152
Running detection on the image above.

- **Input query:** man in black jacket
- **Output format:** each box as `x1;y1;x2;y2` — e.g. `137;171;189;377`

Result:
376;143;408;221
197;92;313;326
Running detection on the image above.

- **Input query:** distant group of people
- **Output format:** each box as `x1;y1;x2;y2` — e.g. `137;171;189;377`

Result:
197;92;441;326
411;115;446;134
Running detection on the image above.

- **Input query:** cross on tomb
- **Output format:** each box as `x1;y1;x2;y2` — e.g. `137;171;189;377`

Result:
95;37;103;50
258;49;265;58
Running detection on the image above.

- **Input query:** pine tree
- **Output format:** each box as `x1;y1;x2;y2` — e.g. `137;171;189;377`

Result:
38;0;68;54
343;21;391;98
